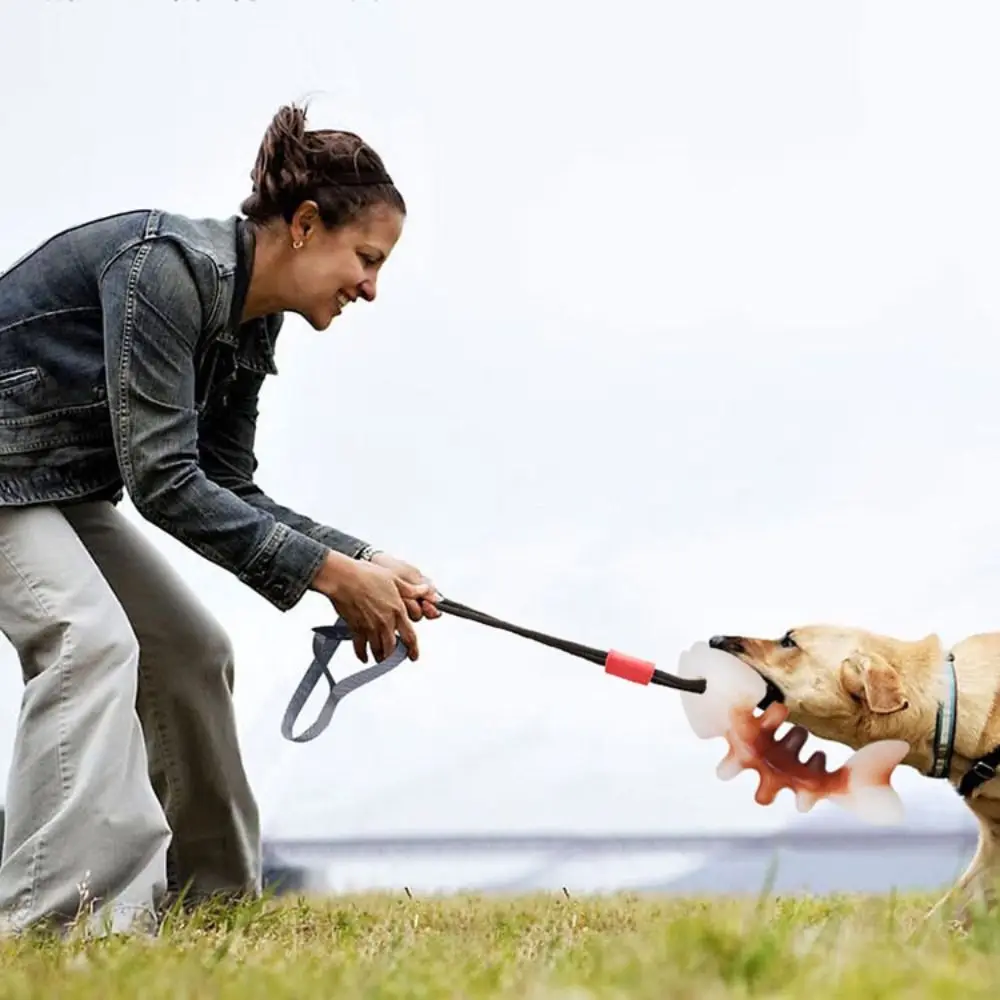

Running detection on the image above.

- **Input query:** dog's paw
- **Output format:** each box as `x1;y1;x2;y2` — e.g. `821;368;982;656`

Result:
919;896;962;929
924;889;997;935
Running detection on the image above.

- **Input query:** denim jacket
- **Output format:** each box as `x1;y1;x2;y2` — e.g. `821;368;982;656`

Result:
0;208;370;611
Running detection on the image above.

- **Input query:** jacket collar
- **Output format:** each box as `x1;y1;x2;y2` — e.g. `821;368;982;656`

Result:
216;217;279;375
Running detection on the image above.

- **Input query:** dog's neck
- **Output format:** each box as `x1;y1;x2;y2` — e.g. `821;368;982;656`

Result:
902;634;1000;786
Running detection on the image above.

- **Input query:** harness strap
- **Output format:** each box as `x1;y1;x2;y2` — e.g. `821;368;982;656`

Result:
959;746;1000;798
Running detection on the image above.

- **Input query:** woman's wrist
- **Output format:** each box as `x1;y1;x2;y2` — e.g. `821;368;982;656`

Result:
310;549;356;597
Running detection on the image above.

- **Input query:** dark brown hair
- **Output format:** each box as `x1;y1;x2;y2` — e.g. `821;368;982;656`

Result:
240;102;406;228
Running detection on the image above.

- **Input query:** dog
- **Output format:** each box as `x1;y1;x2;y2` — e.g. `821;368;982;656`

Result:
708;625;1000;926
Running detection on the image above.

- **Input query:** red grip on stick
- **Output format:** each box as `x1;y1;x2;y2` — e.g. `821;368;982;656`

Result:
604;650;655;685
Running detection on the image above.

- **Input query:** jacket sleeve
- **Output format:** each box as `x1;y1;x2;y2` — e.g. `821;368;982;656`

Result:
197;330;372;561
99;236;345;611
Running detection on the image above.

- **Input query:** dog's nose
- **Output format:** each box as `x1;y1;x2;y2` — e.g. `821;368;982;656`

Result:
710;634;745;654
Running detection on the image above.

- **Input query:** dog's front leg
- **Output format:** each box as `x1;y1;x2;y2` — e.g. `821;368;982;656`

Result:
924;809;1000;930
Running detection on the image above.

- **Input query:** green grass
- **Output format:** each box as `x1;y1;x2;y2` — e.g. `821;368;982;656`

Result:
0;889;997;998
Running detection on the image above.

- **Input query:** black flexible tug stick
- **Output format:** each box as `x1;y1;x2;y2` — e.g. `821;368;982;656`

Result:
281;596;708;743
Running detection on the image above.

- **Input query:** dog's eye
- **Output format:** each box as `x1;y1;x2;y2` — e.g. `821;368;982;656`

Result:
779;632;797;649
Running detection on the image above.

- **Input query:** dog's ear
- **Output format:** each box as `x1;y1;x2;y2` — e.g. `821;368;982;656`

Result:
840;651;909;714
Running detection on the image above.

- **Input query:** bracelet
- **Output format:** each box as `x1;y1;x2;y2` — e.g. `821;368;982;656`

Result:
356;544;382;562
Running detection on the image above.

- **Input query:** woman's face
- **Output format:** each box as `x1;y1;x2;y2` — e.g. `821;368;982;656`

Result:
283;201;405;330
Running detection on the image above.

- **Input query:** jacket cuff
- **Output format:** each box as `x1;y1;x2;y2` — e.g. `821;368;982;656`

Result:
304;524;372;561
239;522;331;611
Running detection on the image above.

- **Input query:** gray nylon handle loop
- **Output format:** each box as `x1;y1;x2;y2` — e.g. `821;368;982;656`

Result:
280;618;410;743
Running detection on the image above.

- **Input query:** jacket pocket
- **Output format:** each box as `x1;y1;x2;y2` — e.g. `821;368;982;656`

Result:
0;366;40;399
0;399;113;457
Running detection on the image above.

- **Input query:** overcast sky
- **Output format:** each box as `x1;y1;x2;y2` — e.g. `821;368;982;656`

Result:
1;0;999;841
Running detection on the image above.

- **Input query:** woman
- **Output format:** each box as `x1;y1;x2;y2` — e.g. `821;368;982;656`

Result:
0;102;440;933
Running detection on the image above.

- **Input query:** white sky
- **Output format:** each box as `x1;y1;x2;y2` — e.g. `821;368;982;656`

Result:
1;0;999;840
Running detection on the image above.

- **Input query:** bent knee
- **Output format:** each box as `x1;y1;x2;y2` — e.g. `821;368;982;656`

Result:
149;615;236;689
199;622;236;687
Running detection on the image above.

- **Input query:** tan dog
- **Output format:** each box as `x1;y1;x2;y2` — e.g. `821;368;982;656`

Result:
708;626;1000;925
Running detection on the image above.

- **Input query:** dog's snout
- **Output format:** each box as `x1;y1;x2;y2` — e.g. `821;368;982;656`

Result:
710;634;745;655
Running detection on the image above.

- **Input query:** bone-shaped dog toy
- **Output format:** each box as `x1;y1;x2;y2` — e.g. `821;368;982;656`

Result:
675;642;911;826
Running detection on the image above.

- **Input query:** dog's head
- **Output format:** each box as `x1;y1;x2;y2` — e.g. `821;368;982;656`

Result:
708;626;940;748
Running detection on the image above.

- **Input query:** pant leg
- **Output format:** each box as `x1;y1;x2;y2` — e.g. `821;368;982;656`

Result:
62;501;262;904
0;505;173;932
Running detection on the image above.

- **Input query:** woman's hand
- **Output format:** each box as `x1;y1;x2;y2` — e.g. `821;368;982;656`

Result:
369;552;443;622
310;551;436;663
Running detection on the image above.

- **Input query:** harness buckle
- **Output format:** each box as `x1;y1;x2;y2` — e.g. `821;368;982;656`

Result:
971;760;997;783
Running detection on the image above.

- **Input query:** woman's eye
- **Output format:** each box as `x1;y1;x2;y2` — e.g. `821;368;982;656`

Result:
779;633;797;649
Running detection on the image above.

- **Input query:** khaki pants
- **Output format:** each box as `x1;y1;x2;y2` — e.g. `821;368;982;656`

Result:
0;501;261;933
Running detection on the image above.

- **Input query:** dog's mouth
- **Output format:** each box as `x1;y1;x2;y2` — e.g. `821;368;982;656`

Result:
755;674;785;710
708;634;786;710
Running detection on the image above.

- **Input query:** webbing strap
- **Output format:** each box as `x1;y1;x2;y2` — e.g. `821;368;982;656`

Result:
279;619;410;743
